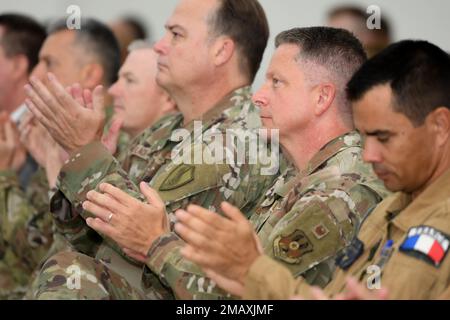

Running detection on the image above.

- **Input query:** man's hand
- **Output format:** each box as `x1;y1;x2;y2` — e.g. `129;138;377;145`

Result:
0;113;26;171
83;182;169;261
19;112;69;187
203;268;246;297
333;277;389;300
24;73;106;154
101;117;123;155
174;202;262;286
0;113;16;170
19;112;53;167
291;277;389;300
290;287;330;300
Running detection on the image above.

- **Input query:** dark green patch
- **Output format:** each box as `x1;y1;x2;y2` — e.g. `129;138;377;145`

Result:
159;165;195;191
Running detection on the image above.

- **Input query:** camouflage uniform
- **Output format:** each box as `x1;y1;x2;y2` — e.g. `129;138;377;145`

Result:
0;108;68;299
110;133;385;299
0;170;53;299
33;251;143;300
30;86;279;299
0;107;130;300
244;167;450;300
250;131;389;289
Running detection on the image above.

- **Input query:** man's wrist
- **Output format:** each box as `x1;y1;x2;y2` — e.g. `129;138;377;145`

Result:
146;230;170;256
0;156;13;170
239;252;262;283
65;136;101;156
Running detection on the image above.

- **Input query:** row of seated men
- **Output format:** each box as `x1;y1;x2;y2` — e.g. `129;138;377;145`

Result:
0;0;449;299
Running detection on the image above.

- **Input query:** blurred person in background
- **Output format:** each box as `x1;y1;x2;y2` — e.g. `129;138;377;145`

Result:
0;13;47;300
108;40;176;140
109;15;149;64
1;17;121;299
0;14;46;188
327;5;391;58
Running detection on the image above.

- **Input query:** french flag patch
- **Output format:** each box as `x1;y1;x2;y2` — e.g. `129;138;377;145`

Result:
400;226;450;267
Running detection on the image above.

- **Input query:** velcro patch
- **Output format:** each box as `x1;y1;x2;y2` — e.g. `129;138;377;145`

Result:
273;230;313;264
400;225;450;267
335;237;364;270
312;223;329;240
159;164;195;191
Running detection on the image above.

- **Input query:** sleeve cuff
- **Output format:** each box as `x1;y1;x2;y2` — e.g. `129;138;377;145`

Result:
145;232;185;277
244;255;304;300
58;141;115;205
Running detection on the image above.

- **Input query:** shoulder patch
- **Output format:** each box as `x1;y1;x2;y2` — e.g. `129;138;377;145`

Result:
159;164;195;191
335;237;364;270
273;230;313;264
400;226;450;267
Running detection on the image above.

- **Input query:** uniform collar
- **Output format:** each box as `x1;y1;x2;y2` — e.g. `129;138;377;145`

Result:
169;86;253;161
276;131;361;197
183;86;252;132
148;113;185;156
389;167;450;231
271;162;297;198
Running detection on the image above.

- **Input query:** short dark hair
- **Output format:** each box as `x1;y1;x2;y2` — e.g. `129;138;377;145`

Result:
121;16;148;40
47;18;120;85
275;27;367;122
208;0;269;82
0;13;46;73
347;40;450;126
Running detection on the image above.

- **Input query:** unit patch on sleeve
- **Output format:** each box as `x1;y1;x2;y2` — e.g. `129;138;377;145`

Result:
273;230;313;264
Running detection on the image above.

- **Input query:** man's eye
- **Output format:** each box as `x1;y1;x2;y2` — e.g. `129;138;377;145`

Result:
171;31;181;38
377;135;390;143
272;78;281;87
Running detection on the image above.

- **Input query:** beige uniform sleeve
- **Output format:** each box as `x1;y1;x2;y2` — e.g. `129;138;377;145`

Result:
244;255;315;300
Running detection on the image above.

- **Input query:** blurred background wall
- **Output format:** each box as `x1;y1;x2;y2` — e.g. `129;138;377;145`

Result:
2;0;449;88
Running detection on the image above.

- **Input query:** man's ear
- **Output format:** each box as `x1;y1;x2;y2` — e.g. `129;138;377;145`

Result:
11;54;29;81
428;107;450;147
212;37;235;67
80;63;105;89
314;83;336;116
